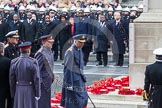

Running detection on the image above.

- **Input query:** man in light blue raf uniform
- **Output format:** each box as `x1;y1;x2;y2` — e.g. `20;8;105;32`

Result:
60;34;88;108
34;35;54;108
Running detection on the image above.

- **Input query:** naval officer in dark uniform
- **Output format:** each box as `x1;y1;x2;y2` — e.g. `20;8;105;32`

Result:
34;35;55;108
9;42;41;108
60;34;88;108
144;48;162;108
4;30;20;59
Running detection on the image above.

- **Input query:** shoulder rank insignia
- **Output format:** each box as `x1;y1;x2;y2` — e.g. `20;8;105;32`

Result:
68;47;72;52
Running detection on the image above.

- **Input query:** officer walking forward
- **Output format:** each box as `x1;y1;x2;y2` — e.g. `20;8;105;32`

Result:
34;35;55;108
9;42;41;108
60;34;88;108
144;48;162;108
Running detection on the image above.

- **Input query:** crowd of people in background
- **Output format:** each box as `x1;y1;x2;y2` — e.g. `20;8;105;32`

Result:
0;0;143;67
0;0;145;108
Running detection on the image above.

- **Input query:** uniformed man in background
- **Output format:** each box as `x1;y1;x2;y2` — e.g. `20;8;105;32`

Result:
60;34;88;108
34;35;55;108
4;30;20;59
144;48;162;108
9;41;41;108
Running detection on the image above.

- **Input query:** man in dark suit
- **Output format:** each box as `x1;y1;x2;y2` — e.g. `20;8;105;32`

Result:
0;42;12;108
109;12;128;66
8;14;23;42
22;12;38;56
144;48;162;108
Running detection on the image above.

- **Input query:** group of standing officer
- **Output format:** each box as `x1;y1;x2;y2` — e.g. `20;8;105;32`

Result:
0;30;55;108
0;30;89;108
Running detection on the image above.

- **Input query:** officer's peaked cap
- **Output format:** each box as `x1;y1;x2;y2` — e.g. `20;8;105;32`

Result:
73;34;88;43
153;48;162;56
5;30;19;38
40;34;54;42
18;41;32;50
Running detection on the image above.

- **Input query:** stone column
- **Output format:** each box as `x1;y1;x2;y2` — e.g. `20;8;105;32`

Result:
129;0;162;88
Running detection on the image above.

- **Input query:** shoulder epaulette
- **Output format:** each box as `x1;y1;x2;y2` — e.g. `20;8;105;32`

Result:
11;57;19;63
68;47;72;52
4;44;9;48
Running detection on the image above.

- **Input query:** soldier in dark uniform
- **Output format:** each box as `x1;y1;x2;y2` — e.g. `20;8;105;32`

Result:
0;14;8;43
34;35;54;108
9;41;41;108
60;34;88;108
0;42;12;108
144;48;162;108
3;5;12;24
8;14;23;42
4;30;20;59
18;6;27;22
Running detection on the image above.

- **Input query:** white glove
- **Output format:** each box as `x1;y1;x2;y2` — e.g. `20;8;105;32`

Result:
35;97;40;100
67;86;73;91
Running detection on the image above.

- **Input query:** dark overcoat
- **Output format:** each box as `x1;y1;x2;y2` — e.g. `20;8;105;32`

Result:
34;46;54;108
144;61;162;108
0;54;12;108
22;19;38;42
9;54;41;108
95;21;109;52
109;20;128;54
60;44;88;108
0;21;8;42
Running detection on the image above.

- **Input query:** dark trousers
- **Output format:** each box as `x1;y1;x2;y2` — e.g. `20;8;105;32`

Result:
83;51;90;66
96;52;108;66
114;54;124;66
52;40;58;61
0;93;12;108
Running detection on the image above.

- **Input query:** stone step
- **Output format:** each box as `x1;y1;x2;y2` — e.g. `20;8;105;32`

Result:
87;88;147;108
87;99;147;108
88;90;143;102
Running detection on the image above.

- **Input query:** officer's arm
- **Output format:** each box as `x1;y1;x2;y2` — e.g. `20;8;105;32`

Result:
144;66;151;94
34;52;44;79
32;60;41;98
63;49;74;90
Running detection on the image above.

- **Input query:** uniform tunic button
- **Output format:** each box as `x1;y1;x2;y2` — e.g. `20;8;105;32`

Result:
16;82;18;84
150;100;153;102
29;82;32;84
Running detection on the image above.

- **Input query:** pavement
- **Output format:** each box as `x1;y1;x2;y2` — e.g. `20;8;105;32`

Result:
51;52;129;97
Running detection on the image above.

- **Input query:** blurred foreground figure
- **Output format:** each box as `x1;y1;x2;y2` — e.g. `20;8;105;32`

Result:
144;48;162;108
0;42;12;108
10;42;41;108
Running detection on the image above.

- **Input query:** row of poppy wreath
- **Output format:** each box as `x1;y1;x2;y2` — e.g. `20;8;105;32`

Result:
50;76;144;107
86;76;144;95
